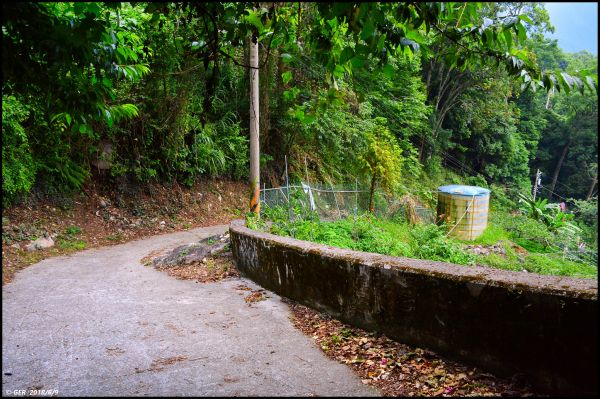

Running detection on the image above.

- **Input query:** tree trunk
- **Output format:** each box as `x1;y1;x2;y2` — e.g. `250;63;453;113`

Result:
249;34;260;215
545;87;554;109
586;174;597;200
369;174;378;213
549;137;572;200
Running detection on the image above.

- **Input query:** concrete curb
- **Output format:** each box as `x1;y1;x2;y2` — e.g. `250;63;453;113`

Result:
230;219;598;395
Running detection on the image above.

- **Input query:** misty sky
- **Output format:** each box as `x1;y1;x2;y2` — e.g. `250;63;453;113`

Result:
544;2;598;55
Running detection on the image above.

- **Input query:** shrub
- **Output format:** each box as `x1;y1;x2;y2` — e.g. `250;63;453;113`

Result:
571;197;598;228
464;174;488;188
2;95;37;205
409;224;475;265
517;193;581;235
498;213;558;251
570;197;598;248
489;183;516;211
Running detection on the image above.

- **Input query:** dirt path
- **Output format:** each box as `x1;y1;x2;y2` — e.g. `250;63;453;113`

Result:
2;225;378;397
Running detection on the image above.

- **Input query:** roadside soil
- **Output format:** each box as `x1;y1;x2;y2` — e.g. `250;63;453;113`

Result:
286;301;538;397
2;179;246;285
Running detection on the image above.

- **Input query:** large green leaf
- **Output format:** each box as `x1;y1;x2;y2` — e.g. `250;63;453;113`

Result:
281;71;292;84
245;10;265;33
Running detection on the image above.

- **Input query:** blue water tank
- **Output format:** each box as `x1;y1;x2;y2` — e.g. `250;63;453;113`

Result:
438;185;491;197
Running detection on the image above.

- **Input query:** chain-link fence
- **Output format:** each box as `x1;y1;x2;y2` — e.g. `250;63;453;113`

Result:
259;181;596;267
259;181;434;224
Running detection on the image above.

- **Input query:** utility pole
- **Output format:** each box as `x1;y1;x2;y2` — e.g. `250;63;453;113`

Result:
249;32;260;215
533;169;542;200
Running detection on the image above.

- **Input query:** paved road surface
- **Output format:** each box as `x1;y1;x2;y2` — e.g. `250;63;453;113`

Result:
2;225;379;396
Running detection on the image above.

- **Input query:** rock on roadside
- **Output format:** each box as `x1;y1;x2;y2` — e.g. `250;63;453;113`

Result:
26;237;55;252
152;233;229;267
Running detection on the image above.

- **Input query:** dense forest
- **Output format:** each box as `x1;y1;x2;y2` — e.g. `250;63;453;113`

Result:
2;3;597;230
3;5;598;397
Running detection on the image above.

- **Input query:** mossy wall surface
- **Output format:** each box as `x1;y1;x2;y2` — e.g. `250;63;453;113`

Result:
229;220;597;396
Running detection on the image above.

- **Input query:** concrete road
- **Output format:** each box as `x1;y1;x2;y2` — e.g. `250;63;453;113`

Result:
2;225;379;397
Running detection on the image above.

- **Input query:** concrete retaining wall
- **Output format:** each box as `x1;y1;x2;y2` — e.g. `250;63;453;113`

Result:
229;220;597;396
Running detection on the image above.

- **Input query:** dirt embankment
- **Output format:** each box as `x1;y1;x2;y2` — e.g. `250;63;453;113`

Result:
2;179;247;285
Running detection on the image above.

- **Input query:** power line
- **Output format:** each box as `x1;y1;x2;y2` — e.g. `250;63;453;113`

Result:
418;134;489;180
550;178;581;197
441;151;479;176
415;131;588;203
418;126;592;201
539;186;569;202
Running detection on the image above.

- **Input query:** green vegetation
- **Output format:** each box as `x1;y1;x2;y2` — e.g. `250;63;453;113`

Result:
517;193;580;234
57;225;86;251
359;119;404;212
2;3;597;278
2;3;597;204
65;226;82;236
2;95;37;205
58;240;87;251
249;187;597;278
106;232;124;241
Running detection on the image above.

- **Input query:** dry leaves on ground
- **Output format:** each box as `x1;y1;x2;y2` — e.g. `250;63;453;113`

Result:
148;356;189;372
285;300;538;397
234;284;270;306
243;289;269;304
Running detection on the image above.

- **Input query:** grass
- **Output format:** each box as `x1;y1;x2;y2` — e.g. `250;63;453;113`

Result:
477;249;597;279
106;232;124;241
266;214;475;266
57;225;87;250
523;253;597;278
65;226;82;235
376;219;413;243
511;238;556;254
466;222;596;278
461;217;597;278
57;240;87;250
253;210;597;279
469;222;509;246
